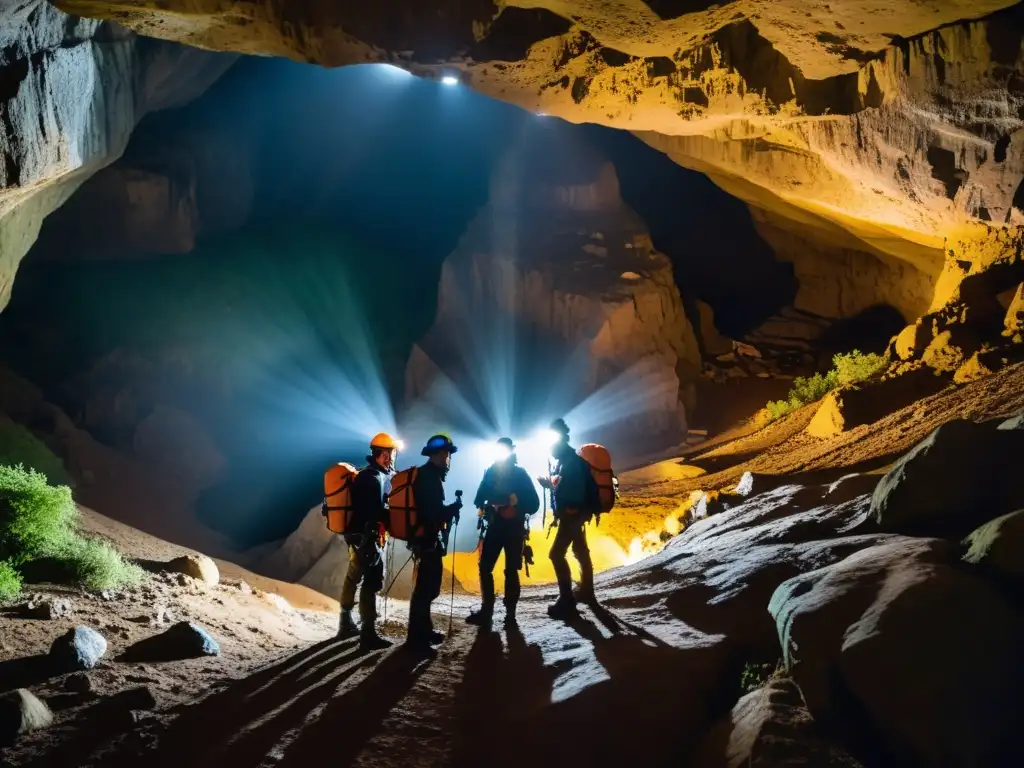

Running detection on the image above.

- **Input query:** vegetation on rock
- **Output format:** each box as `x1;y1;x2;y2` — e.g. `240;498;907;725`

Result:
0;465;143;600
765;350;888;421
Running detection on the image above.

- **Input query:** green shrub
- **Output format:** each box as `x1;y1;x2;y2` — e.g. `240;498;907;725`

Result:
740;661;779;694
0;560;22;601
764;350;889;422
833;349;888;386
0;464;77;566
0;464;143;598
58;537;145;592
0;423;72;486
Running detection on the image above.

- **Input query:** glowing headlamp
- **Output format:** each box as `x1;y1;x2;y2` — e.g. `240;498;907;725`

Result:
395;439;405;452
538;428;560;446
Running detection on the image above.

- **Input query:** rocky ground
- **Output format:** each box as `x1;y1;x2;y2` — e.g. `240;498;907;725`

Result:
4;362;1024;765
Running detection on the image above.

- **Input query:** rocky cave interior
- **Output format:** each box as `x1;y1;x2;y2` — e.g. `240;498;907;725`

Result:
3;1;1024;767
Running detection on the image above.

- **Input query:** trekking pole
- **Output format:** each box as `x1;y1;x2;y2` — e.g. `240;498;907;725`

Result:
448;516;459;633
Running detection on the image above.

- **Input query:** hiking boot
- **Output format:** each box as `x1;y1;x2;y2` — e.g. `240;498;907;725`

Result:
359;632;392;652
404;634;438;656
547;598;578;621
466;608;493;627
503;612;518;627
572;588;597;606
427;629;445;645
337;609;359;638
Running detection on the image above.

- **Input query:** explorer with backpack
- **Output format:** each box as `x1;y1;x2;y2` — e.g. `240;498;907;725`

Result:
538;418;618;620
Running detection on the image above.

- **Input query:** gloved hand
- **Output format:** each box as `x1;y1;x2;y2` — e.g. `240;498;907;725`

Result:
477;507;486;519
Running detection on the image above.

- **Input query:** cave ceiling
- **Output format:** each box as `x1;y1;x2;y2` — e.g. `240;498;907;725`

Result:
7;0;1024;313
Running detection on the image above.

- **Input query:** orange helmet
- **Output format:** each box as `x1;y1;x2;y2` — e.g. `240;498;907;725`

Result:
370;432;399;450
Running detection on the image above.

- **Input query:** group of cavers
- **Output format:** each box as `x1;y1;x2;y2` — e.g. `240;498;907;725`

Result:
322;418;618;654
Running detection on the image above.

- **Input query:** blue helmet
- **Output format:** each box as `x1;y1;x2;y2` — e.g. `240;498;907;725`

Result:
421;433;459;456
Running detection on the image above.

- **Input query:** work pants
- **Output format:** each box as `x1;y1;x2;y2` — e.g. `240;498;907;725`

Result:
479;516;526;613
339;535;384;625
549;512;593;602
408;548;443;639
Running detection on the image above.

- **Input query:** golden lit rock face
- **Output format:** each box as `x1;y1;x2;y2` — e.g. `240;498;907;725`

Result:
7;1;1024;334
54;2;1023;249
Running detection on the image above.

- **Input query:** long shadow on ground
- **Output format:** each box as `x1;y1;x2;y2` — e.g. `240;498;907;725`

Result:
34;637;372;768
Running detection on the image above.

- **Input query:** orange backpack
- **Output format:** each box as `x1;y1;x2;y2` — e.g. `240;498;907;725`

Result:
322;462;359;534
387;466;421;540
578;444;617;514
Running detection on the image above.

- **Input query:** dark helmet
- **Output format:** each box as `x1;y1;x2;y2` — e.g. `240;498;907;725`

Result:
497;437;515;451
421;433;459;456
550;418;570;439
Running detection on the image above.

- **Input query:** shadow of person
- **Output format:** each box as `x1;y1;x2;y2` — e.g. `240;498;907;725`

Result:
61;637;362;768
449;622;557;768
272;645;435;768
536;613;735;768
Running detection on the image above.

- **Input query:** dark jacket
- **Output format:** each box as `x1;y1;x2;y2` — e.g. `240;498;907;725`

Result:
474;458;540;520
551;442;599;515
412;460;459;551
349;463;389;534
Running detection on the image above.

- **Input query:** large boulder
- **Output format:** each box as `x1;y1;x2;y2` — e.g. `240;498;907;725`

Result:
870;418;1024;538
769;538;1024;765
693;678;864;768
404;123;700;457
166;554;220;586
123;621;220;661
599;480;891;661
962;509;1024;593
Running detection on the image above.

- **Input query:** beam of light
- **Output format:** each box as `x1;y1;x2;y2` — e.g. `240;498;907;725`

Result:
441;75;460;86
379;64;413;77
214;233;398;462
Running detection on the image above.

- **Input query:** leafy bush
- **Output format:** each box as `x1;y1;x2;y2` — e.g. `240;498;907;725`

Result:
0;464;142;599
0;464;77;566
0;560;22;601
833;349;889;386
764;350;888;421
0;423;72;486
740;661;779;694
740;660;785;694
58;537;145;593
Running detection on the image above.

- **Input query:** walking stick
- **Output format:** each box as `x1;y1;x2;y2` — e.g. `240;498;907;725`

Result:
448;516;459;633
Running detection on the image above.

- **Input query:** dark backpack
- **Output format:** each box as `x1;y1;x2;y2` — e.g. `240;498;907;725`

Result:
554;453;590;510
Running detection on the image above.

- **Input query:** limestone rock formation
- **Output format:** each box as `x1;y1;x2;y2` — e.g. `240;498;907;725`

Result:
769;537;1024;765
2;1;1023;382
962;509;1024;592
693;678;864;768
405;124;700;451
0;1;234;309
30;126;254;261
870;417;1024;538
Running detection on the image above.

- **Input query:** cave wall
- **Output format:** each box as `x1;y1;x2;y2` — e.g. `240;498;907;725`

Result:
749;208;937;323
406;126;701;453
0;1;234;305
